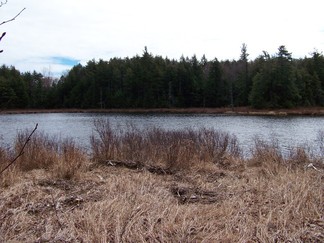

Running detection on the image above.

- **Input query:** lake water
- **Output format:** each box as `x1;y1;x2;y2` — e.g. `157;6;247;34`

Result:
0;113;323;155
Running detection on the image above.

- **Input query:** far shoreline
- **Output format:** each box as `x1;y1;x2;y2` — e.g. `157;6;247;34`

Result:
1;107;324;116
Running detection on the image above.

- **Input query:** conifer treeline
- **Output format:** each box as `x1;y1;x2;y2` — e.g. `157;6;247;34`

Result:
1;45;324;109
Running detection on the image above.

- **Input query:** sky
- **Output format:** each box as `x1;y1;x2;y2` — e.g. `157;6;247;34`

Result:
1;0;324;77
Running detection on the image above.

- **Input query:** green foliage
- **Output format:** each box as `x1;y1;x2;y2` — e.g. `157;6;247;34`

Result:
0;76;17;108
249;46;301;108
236;43;252;106
204;59;228;107
0;46;324;109
0;65;28;108
249;71;270;108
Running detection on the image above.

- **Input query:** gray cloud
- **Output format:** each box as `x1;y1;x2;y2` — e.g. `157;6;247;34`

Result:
1;0;323;77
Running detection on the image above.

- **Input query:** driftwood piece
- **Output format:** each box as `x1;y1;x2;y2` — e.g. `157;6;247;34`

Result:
170;185;223;204
99;159;173;175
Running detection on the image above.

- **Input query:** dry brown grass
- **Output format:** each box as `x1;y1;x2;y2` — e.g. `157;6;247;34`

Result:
0;145;20;187
0;122;323;242
1;131;86;185
91;120;242;172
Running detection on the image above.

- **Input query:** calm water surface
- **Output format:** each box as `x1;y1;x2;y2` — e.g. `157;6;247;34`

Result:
0;113;323;154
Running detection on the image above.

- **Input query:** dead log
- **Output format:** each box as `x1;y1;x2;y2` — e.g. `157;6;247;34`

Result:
170;185;222;204
99;159;173;175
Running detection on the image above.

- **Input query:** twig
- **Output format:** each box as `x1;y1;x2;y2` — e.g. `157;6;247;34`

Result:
0;1;8;8
0;7;26;26
0;123;38;175
0;32;6;52
0;32;6;41
306;163;322;172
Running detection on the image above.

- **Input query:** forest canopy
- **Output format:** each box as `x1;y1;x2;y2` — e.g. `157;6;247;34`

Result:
1;45;324;109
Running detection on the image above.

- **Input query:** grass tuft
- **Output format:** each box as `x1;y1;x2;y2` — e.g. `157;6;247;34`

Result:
1;131;85;187
51;140;85;180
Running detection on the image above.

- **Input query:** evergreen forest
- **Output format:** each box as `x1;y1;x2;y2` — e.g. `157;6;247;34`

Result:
1;45;324;109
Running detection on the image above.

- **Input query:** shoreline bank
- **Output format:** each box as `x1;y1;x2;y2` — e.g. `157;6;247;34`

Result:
1;107;324;116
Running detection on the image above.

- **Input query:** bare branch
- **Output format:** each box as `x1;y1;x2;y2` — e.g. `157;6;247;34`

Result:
0;31;5;41
0;1;8;8
0;123;38;176
0;7;26;26
0;2;25;53
0;31;4;53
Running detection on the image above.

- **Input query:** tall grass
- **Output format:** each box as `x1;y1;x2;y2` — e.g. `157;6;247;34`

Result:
91;119;242;171
0;130;86;187
0;146;18;187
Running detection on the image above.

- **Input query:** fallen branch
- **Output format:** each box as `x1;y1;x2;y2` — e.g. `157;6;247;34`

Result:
99;159;173;175
170;186;223;204
0;123;38;175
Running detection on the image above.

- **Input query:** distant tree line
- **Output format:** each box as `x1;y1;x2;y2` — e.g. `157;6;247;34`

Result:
1;45;324;109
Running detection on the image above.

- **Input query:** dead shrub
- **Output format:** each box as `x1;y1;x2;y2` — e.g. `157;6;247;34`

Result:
120;127;145;162
14;131;59;171
0;146;9;169
91;119;119;161
0;146;7;161
90;119;242;171
51;140;85;180
247;138;284;176
9;130;85;180
196;128;241;164
1;144;19;187
317;130;324;157
165;139;197;171
250;138;283;162
0;146;20;187
287;147;310;166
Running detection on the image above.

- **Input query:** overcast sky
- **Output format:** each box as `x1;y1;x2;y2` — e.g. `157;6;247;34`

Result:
1;0;324;77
